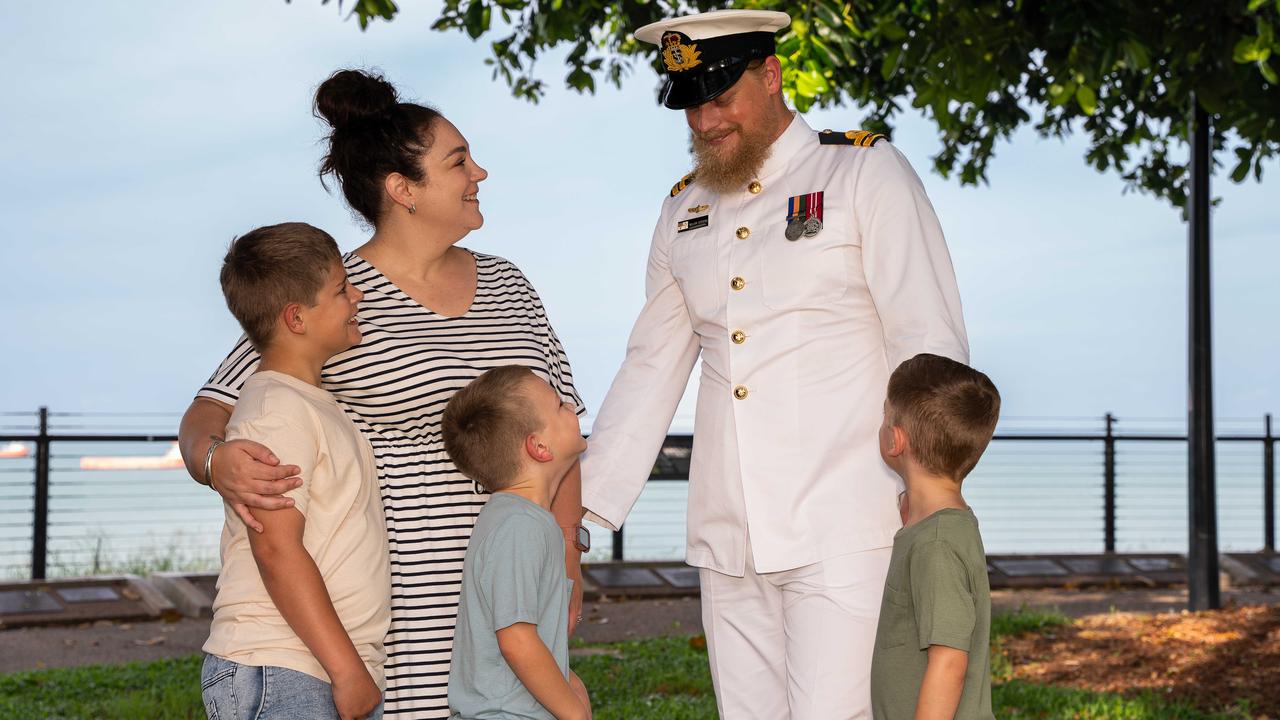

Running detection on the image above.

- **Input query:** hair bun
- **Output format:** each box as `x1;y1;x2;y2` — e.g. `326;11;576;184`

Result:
314;69;399;130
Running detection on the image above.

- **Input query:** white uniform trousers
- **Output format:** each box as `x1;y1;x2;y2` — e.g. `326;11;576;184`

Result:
699;540;893;720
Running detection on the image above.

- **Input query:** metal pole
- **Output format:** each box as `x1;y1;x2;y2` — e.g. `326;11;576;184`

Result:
32;407;50;580
1187;97;1220;610
1265;413;1275;552
1104;413;1116;553
612;525;624;562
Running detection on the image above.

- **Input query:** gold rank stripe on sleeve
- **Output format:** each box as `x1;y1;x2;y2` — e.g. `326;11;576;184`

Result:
818;129;887;147
670;171;696;197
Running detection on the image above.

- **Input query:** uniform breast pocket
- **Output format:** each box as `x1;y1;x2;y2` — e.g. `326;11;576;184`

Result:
670;232;723;320
761;211;855;310
877;584;913;650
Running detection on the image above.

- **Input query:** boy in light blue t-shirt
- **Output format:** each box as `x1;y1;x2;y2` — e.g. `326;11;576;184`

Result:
441;365;592;720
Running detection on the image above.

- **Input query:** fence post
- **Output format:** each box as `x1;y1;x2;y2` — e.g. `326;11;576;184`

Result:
1265;413;1275;553
1104;412;1116;553
612;525;624;561
32;407;50;580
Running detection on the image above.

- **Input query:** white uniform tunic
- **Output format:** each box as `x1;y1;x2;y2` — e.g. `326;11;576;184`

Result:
582;113;969;577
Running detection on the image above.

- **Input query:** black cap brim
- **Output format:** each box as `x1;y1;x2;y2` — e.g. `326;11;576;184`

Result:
660;58;750;109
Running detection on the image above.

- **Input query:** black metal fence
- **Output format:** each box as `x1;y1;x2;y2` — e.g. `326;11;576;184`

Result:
0;410;1276;578
0;409;185;576
609;413;1278;561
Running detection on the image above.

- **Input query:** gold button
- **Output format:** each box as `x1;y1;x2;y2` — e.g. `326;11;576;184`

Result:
736;226;750;240
731;330;746;344
733;385;749;400
748;180;762;194
730;276;746;291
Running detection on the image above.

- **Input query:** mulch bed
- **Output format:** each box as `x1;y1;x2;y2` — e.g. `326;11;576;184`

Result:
1001;604;1280;718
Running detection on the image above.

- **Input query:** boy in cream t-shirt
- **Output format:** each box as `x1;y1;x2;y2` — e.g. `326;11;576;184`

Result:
200;222;390;720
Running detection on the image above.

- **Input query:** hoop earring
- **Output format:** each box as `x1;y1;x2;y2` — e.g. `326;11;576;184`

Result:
408;203;417;215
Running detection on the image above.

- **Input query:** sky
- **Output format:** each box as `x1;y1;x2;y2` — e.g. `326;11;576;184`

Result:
2;1;1277;433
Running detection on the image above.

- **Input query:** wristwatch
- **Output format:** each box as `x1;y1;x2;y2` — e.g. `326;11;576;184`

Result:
562;524;590;552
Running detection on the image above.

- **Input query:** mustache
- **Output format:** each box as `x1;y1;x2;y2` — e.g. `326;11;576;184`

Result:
692;127;740;145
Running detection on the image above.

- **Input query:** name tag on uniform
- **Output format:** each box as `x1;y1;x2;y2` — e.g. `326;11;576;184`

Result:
677;215;710;233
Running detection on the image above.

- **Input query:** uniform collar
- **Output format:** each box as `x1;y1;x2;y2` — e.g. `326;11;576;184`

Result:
756;112;812;182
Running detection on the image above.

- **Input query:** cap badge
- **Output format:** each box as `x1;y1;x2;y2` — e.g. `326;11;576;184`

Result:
661;31;702;73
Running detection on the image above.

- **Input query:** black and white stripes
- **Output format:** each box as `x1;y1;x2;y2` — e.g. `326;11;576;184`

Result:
199;250;582;718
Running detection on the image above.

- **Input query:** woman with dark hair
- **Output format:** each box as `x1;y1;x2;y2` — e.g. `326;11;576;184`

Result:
178;69;586;719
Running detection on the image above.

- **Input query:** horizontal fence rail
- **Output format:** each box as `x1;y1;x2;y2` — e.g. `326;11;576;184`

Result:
0;410;1275;577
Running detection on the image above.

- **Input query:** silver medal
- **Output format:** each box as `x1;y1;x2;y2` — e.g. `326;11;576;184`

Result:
803;216;823;237
785;218;805;241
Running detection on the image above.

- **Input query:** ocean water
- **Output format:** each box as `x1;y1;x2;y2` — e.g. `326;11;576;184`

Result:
0;430;1275;578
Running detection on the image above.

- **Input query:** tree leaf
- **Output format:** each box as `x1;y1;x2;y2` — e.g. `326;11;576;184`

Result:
881;20;907;41
794;69;825;97
296;0;1280;210
1230;157;1251;183
1048;81;1075;107
463;1;490;39
1075;85;1098;115
1257;18;1274;47
1233;36;1267;63
881;45;902;81
1260;60;1279;84
1124;40;1150;70
566;66;594;93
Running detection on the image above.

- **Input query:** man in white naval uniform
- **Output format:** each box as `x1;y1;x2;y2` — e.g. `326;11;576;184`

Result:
581;9;969;719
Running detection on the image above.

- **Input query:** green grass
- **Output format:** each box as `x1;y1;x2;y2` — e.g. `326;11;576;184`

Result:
992;680;1254;719
0;609;1253;719
991;607;1070;682
991;607;1070;640
0;655;204;720
572;635;717;719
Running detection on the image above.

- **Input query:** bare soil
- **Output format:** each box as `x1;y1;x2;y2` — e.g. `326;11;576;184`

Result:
1002;604;1280;718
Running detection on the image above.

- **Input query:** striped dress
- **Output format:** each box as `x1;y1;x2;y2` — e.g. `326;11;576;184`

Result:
198;250;583;718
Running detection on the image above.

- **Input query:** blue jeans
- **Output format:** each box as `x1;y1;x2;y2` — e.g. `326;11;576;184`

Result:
201;654;383;720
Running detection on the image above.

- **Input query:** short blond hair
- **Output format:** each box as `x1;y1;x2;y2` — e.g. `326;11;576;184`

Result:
441;366;540;492
219;222;341;350
886;353;1001;481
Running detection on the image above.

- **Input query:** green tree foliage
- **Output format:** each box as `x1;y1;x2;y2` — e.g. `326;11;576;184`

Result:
317;0;1279;208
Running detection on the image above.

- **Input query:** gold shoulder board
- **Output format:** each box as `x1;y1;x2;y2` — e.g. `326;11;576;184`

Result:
670;172;696;197
818;129;887;148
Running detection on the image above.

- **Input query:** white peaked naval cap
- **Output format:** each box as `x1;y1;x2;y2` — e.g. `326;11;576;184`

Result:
634;9;791;44
634;9;792;109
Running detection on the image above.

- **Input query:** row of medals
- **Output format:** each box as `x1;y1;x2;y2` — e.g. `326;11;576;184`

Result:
784;214;823;241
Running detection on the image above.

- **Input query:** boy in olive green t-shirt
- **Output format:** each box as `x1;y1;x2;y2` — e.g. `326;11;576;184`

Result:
870;353;1001;720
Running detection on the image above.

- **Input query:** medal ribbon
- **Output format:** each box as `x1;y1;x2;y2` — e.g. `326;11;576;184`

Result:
805;191;824;222
787;192;825;222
